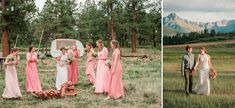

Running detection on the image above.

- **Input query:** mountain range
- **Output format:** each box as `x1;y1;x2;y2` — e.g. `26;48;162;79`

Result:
163;13;235;36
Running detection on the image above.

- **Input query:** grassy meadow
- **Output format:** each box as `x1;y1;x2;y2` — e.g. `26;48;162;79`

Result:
163;41;235;108
0;48;161;108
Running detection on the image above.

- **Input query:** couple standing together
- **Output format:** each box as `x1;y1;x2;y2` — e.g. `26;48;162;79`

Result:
92;39;124;100
181;46;213;96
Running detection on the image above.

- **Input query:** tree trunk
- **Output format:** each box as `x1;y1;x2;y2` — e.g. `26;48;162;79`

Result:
2;30;10;57
121;33;124;47
111;18;116;40
45;43;48;55
79;32;82;40
42;44;44;53
153;39;157;47
124;34;128;47
153;29;157;47
131;0;137;53
1;0;10;57
139;37;142;46
106;20;111;51
107;2;115;50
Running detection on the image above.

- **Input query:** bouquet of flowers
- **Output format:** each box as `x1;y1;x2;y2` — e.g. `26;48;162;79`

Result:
209;69;217;80
38;53;45;60
7;55;15;62
67;57;74;64
105;60;111;68
92;52;98;58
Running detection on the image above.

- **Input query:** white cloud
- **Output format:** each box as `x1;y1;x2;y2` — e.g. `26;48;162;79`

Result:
164;0;235;22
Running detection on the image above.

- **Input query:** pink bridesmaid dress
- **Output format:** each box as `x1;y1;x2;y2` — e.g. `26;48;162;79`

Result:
108;49;124;98
2;55;22;98
95;47;110;93
85;48;96;85
26;52;42;92
68;50;79;84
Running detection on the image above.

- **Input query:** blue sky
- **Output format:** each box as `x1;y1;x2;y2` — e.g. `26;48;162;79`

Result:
163;0;235;22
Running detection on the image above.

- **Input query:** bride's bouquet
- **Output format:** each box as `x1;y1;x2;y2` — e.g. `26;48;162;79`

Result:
92;52;97;58
210;69;217;80
66;57;74;64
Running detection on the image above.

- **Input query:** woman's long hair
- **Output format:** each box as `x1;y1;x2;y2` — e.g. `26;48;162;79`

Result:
96;39;104;52
11;48;19;61
111;40;122;57
86;42;93;53
12;48;19;53
199;47;207;54
28;46;34;52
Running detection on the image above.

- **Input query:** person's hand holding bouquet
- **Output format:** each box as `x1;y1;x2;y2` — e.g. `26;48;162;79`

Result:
210;69;217;80
105;60;111;69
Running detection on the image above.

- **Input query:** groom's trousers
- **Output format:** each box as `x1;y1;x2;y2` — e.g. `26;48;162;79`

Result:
184;69;193;94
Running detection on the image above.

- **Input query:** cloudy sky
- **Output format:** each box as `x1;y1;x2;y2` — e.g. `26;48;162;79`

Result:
164;0;235;22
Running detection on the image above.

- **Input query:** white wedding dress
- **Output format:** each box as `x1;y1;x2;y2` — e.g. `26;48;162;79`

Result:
56;54;68;90
193;54;210;95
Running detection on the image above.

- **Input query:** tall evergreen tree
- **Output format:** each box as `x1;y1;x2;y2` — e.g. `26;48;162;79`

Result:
0;0;37;56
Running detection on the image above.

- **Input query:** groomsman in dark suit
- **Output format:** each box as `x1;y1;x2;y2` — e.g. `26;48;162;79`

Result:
181;46;196;95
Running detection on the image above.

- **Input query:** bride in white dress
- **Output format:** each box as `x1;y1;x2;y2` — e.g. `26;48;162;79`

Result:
193;47;212;95
56;47;68;90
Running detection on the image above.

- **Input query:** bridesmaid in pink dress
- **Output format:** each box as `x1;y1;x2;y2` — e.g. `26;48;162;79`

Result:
94;39;110;94
2;48;22;99
68;45;80;85
106;40;124;100
85;43;96;85
26;46;42;93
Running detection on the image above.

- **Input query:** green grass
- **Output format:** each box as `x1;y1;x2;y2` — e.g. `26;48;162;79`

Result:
163;43;235;108
0;48;161;108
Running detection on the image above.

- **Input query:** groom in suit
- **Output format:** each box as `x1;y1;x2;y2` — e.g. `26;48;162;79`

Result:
181;46;196;95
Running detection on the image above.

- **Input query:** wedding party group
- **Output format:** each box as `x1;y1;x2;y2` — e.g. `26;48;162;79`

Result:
181;46;217;96
1;39;124;100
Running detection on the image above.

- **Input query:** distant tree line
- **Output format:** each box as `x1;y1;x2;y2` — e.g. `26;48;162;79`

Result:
0;0;161;56
163;29;235;45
